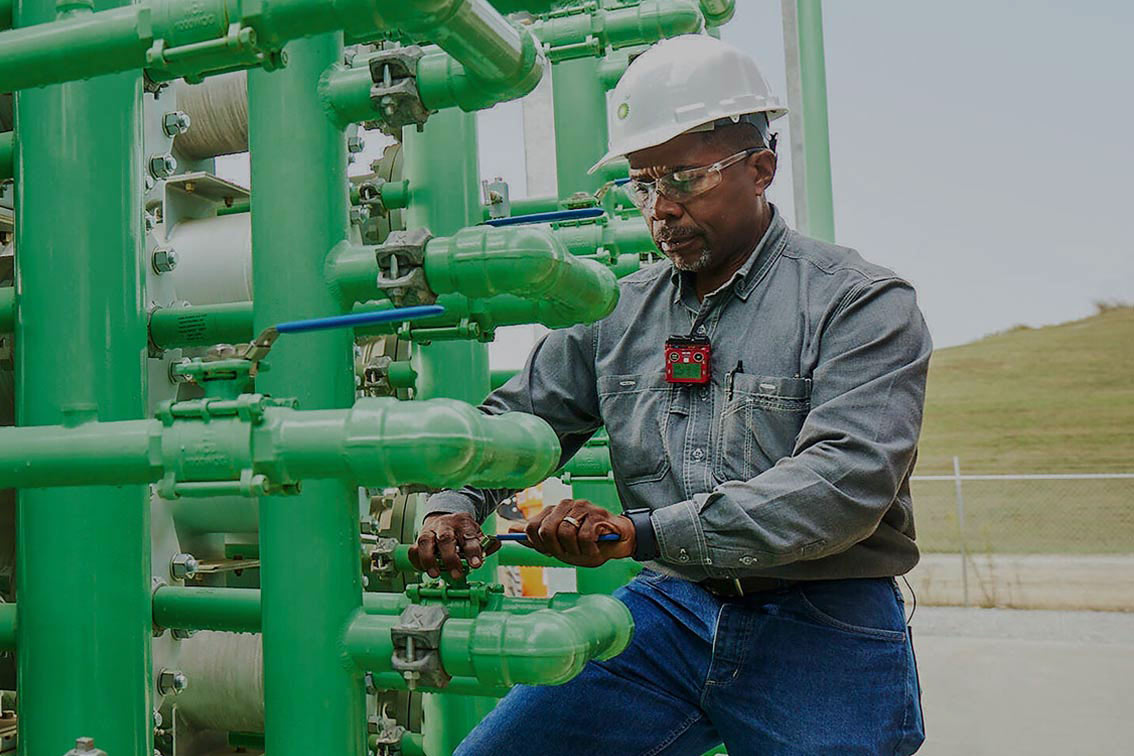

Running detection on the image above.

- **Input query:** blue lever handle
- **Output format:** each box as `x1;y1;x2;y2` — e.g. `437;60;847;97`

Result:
482;207;605;227
275;305;445;334
496;533;621;542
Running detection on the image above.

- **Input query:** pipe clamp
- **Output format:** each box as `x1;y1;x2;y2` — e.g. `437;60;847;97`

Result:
390;604;450;691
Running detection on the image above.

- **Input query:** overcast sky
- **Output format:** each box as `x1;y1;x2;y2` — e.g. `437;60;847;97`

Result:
219;1;1132;365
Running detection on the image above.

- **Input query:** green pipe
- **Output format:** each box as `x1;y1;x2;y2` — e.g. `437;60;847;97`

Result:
152;586;261;634
552;56;609;196
699;0;736;26
0;397;561;491
0;287;11;333
14;0;152;750
489;368;516;391
530;0;704;61
380;0;541;92
0;602;14;650
414;45;542;114
344;594;633;687
0;130;11;180
148;301;253;350
559;442;612;480
423;225;618;322
248;32;365;756
796;0;836;242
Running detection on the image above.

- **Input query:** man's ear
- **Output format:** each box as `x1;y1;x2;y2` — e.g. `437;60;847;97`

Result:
750;150;777;195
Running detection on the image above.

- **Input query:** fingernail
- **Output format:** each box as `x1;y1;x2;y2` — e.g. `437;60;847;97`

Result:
428;569;439;578
470;557;482;567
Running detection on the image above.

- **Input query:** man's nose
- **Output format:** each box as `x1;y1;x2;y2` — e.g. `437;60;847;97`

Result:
649;192;684;222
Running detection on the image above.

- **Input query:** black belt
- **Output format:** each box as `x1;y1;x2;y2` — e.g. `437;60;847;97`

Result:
700;576;798;599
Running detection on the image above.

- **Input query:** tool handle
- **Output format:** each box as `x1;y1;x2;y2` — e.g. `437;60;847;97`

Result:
496;533;621;542
275;304;444;334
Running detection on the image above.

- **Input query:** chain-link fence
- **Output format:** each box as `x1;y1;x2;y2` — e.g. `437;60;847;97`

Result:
906;460;1134;611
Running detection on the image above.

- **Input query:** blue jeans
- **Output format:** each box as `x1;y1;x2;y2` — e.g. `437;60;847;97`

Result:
456;571;924;756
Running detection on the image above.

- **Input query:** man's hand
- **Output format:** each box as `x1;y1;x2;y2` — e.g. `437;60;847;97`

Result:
409;512;500;579
511;498;635;567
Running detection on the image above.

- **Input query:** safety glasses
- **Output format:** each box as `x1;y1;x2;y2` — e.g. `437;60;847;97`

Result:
625;147;764;211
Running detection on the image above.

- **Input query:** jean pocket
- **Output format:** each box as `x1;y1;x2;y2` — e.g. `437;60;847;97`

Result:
714;373;809;483
797;579;908;642
598;372;672;485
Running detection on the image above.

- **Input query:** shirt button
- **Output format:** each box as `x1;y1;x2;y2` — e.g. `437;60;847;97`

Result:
740;556;756;565
692;448;704;460
697;325;707;335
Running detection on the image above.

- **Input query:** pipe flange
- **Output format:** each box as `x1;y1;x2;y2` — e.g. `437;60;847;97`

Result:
374;228;437;307
390;604;450;691
368;46;431;136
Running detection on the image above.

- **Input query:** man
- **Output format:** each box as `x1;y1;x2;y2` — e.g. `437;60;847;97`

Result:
412;34;929;755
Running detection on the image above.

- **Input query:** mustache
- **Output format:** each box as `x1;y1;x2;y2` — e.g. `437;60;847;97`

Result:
653;226;701;243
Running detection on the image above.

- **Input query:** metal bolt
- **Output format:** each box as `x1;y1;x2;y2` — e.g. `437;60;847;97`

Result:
153;707;163;728
169;552;198;581
347;134;365;153
148;153;177;179
161;110;191;137
75;738;95;751
151;247;178;274
144;173;155;192
157;668;189;696
350;206;370;225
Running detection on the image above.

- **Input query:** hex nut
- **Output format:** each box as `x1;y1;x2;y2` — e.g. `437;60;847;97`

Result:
148;153;177;179
347;134;365;153
151;247;178;274
157;668;189;696
161;110;191;137
169;552;198;581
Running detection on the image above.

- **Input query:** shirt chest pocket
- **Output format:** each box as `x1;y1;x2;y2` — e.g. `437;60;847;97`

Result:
597;373;673;486
714;373;811;483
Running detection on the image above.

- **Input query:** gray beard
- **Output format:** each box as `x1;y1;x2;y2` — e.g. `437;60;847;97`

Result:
668;247;714;272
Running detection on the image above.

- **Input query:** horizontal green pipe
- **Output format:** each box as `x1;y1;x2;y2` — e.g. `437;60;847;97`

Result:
490;368;516;390
216;199;251;216
0;130;11;181
0;602;14;650
321;62;376;125
415;45;541;113
152;586;261;634
530;0;703;59
699;0;736;26
149;302;253;350
559;442;612;479
0;397;560;492
423;225;618;324
346;594;632;687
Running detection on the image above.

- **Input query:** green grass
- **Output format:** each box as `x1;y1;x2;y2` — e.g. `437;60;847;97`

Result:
911;305;1134;553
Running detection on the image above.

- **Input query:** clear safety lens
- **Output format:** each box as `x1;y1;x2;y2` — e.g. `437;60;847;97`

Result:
626;148;763;211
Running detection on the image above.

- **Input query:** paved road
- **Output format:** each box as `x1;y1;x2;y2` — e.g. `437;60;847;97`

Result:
910;607;1134;755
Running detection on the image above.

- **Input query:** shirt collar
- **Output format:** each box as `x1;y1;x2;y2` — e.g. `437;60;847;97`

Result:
668;205;788;304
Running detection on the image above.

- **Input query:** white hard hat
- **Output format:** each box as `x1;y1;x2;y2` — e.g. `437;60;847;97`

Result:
588;34;787;174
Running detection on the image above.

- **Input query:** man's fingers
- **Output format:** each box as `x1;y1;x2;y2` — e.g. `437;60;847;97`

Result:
558;506;589;557
525;508;552;552
435;530;463;578
459;522;485;568
576;518;600;557
415;532;439;577
538;501;572;559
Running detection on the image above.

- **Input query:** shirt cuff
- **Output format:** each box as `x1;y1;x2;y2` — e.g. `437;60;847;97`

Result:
650;496;711;567
422;491;478;519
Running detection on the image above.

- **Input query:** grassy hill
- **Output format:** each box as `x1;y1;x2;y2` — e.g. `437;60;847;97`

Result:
915;304;1134;475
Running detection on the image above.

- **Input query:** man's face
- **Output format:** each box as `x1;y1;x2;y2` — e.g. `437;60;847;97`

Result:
628;131;774;274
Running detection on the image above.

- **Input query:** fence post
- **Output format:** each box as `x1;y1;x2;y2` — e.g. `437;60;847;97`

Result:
952;455;969;607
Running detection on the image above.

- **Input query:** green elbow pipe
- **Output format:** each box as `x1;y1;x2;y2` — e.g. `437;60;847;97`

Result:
346;594;632;687
424;225;619;324
0;602;14;651
415;46;542;113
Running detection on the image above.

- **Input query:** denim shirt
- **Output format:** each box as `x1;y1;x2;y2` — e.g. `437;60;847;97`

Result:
426;208;933;581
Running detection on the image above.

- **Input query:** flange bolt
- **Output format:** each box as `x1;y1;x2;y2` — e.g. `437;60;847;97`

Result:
169;552;198;581
162;111;191;137
157;668;189;696
66;737;106;756
151;247;178;274
148;153;177;179
348;134;366;154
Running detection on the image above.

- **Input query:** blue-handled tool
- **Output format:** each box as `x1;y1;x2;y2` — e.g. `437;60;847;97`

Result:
496;533;621;542
275;305;445;334
482;207;605;227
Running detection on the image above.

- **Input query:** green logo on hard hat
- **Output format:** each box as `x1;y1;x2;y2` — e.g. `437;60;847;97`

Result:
617;103;630;120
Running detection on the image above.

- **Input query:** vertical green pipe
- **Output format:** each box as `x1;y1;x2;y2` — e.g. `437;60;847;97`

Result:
403;106;496;756
796;0;836;242
551;56;609;197
249;33;366;756
14;0;151;752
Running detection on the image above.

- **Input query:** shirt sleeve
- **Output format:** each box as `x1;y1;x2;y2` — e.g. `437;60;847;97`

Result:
649;277;933;569
423;322;603;523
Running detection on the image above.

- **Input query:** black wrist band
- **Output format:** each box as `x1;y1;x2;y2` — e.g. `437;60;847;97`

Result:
624;508;659;562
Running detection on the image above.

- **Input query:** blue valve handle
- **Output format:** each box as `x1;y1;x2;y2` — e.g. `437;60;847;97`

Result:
482;207;605;227
275;304;445;334
496;533;621;542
